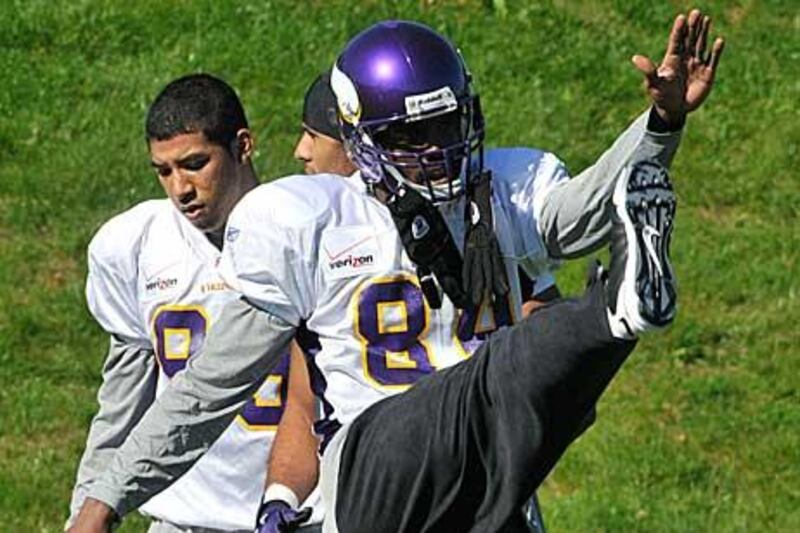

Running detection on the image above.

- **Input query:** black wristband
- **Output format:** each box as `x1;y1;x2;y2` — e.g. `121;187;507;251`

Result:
647;106;685;133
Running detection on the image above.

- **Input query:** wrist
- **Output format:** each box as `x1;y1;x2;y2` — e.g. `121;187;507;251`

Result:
262;483;300;509
650;105;686;132
78;497;119;528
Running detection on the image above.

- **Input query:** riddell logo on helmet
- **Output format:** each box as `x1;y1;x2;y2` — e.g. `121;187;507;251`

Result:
328;253;374;271
405;87;457;118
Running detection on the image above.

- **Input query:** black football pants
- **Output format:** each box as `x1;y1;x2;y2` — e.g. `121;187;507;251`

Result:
334;274;636;533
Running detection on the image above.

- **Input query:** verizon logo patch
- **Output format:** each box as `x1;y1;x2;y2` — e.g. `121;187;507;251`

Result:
145;277;178;292
322;227;381;280
329;253;374;269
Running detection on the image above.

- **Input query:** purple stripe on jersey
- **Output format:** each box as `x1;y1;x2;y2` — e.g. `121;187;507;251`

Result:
295;321;341;453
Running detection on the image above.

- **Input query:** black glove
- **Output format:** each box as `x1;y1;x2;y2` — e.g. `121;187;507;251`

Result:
463;170;509;308
387;186;469;309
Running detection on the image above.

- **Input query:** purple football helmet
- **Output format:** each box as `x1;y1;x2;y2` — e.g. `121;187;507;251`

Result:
331;20;485;203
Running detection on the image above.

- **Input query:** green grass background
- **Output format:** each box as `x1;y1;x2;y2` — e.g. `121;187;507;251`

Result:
1;0;797;531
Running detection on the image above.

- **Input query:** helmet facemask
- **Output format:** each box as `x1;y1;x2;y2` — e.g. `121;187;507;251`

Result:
344;93;485;204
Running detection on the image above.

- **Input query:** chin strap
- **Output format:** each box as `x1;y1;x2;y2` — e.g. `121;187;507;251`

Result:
387;186;469;309
463;170;509;308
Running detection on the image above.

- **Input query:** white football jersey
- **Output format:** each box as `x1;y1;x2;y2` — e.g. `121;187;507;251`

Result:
222;147;567;449
86;199;290;530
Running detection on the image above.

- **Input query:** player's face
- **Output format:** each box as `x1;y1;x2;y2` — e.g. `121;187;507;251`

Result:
149;132;241;233
376;111;464;186
294;127;356;176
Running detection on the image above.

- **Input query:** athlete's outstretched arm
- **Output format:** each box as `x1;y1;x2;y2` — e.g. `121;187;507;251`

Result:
263;343;320;506
66;337;157;529
539;7;724;259
69;298;296;532
537;109;678;259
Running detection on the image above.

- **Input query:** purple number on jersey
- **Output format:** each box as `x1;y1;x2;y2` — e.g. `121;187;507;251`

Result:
153;306;208;378
356;276;435;388
237;352;290;430
152;306;288;430
356;275;517;387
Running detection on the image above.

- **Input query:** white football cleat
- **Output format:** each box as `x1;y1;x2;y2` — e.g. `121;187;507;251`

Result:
606;159;677;338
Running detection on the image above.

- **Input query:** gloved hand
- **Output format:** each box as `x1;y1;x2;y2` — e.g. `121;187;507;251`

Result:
254;500;312;533
463;170;509;308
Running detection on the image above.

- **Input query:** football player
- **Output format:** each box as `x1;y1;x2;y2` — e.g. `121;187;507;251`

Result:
258;72;554;532
70;8;724;533
67;74;314;533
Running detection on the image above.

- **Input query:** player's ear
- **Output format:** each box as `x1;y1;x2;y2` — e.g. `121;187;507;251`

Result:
231;129;254;164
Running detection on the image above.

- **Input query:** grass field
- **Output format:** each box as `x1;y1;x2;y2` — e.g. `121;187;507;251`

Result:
1;0;798;531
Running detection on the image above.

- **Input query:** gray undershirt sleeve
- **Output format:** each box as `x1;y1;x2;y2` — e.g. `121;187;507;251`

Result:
66;337;157;528
540;107;683;259
85;297;297;518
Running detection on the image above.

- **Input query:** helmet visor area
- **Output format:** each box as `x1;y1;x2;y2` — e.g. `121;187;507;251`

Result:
374;107;465;151
364;95;484;202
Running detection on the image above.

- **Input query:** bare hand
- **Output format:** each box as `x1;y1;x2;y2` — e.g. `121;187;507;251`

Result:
67;498;116;533
632;8;725;127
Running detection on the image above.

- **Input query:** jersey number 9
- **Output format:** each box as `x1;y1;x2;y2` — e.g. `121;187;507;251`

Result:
152;305;288;430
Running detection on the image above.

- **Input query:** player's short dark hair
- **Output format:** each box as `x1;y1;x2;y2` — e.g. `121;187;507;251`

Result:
145;73;248;149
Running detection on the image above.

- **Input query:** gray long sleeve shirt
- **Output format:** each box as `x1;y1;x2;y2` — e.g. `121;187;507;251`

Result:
67;337;157;527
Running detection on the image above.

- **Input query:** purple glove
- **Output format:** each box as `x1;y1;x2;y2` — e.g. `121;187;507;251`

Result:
254;500;312;533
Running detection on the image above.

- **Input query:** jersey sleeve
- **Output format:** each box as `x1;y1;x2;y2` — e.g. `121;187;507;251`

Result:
527;152;570;285
66;337;157;528
85;202;158;346
86;297;297;517
530;152;572;231
487;148;570;282
221;179;329;326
